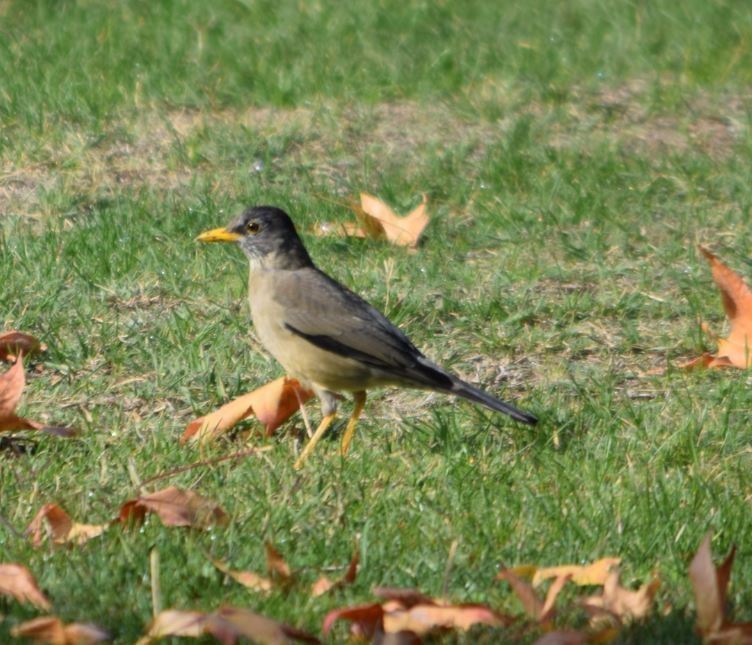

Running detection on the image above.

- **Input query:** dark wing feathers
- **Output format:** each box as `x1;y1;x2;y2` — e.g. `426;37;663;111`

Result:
274;268;449;386
272;267;537;425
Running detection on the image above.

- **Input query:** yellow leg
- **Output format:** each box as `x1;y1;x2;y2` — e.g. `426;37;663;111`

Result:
340;391;367;456
294;412;336;469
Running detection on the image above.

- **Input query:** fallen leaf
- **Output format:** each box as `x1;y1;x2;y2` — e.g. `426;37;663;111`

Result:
182;376;313;444
210;557;273;593
119;486;228;529
318;193;430;249
26;503;108;547
532;558;621;587
689;532;752;643
265;542;296;589
0;355;75;437
496;568;543;619
325;587;511;641
311;550;359;597
323;602;385;639
581;569;659;624
0;331;45;362
383;603;507;636
681;247;752;368
0;562;51;610
497;568;571;623
10;616;109;644
137;606;319;645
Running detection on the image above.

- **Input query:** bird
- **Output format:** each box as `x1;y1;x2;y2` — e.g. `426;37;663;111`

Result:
197;206;537;468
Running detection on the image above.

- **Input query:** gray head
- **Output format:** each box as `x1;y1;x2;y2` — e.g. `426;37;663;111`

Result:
197;206;313;270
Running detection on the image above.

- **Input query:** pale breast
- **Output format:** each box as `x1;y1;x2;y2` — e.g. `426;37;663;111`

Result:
248;270;379;392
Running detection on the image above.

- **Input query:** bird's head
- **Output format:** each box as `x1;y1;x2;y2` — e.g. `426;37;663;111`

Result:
197;206;313;270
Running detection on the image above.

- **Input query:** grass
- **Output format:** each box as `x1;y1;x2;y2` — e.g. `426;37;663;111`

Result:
1;0;752;642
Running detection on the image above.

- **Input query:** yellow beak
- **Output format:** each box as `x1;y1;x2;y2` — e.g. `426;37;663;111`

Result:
196;227;242;243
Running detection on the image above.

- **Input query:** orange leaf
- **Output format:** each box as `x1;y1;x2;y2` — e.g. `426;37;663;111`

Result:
311;550;359;597
26;503;107;546
323;603;385;638
119;486;228;529
581;569;659;624
0;355;75;437
325;587;511;640
383;603;507;635
266;542;295;587
684;247;752;368
0;331;45;363
209;557;273;593
496;568;543;619
532;558;621;587
497;568;571;623
0;563;51;610
181;376;313;444
138;607;319;645
688;532;752;641
10;616;109;644
355;192;430;248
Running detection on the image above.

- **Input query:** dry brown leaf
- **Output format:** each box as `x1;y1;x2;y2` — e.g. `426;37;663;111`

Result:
181;376;313;444
581;569;659;624
0;331;45;362
0;355;75;437
10;616;109;644
681;247;752;368
383;603;507;636
532;558;622;587
323;602;385;639
119;486;228;529
137;606;319;645
311;550;359;598
497;568;571;623
210;557;274;593
355;193;430;248
689;532;752;643
496;568;543;619
26;503;108;547
266;542;295;588
0;562;51;610
324;587;510;641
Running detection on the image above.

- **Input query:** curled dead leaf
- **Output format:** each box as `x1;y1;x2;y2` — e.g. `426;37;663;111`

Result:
182;376;313;444
209;557;273;593
318;193;430;249
119;486;228;529
581;568;659;625
689;532;752;643
324;587;511;641
11;616;109;644
681;247;752;369
138;606;319;645
26;503;108;547
532;558;622;587
0;331;45;362
0;562;51;610
311;550;359;598
0;355;75;437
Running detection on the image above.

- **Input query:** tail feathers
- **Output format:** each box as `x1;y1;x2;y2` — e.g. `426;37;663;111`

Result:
409;357;537;425
451;379;537;425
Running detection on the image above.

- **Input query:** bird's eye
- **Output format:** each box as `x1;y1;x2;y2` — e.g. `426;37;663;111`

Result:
246;221;260;234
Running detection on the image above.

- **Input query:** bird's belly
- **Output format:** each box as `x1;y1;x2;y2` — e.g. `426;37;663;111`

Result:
250;300;377;392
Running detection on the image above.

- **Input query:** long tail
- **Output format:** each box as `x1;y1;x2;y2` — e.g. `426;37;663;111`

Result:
408;357;538;425
450;379;537;425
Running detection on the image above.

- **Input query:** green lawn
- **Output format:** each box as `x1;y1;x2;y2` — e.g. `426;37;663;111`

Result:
1;0;751;642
